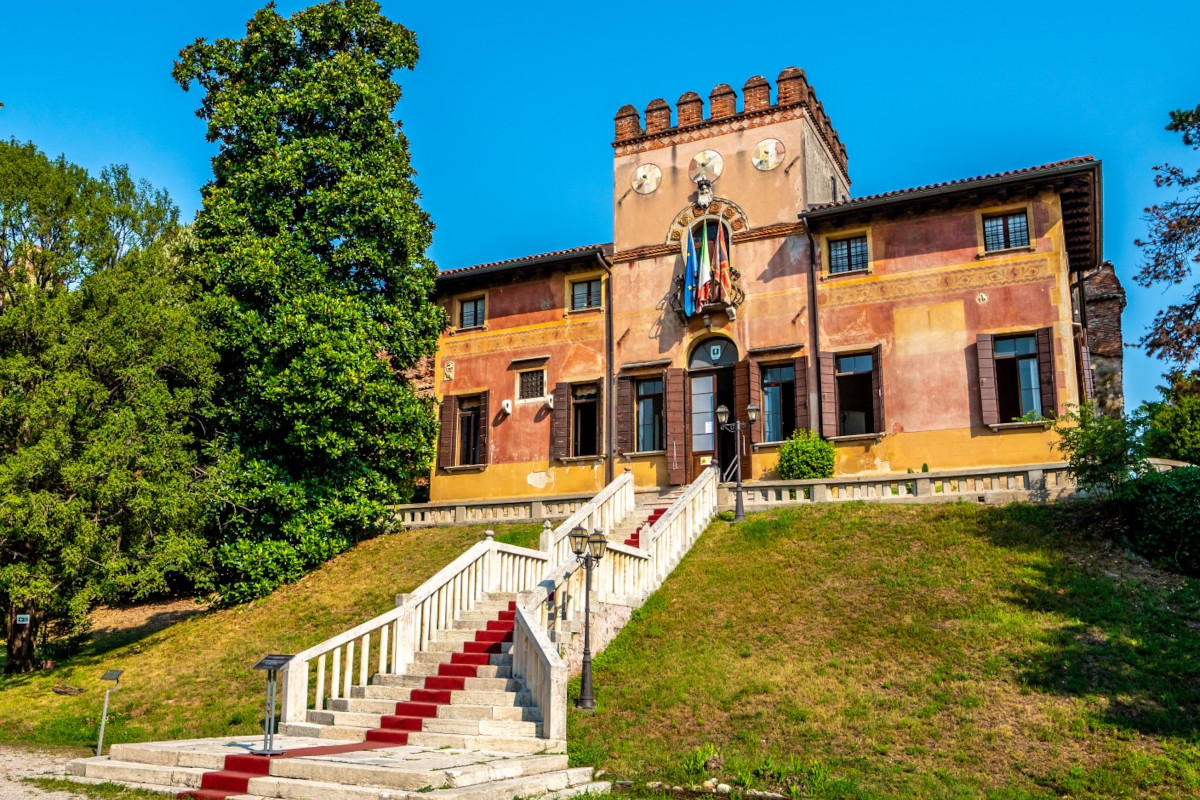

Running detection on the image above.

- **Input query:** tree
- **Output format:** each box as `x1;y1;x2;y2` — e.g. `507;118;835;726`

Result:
0;141;217;673
1135;104;1200;371
173;0;445;603
1141;372;1200;465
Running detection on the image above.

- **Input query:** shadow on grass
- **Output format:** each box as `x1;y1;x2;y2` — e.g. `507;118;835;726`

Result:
975;502;1200;739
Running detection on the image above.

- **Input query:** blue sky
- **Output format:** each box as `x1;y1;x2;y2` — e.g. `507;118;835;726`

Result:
2;0;1197;410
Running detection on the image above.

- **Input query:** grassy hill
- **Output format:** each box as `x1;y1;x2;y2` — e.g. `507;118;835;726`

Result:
0;522;540;750
4;501;1198;799
567;503;1200;799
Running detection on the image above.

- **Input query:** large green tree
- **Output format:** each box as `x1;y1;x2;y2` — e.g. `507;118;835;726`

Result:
0;141;217;673
173;0;444;603
1136;104;1200;371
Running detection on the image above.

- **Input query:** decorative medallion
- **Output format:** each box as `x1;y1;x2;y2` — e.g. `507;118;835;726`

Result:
632;163;662;195
976;291;989;304
443;360;455;381
688;150;724;183
751;138;786;171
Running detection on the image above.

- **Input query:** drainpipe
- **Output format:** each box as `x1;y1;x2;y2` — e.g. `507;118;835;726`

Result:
598;251;615;485
800;212;822;433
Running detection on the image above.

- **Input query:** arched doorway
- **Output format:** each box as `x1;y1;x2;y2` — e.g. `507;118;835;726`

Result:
688;337;738;480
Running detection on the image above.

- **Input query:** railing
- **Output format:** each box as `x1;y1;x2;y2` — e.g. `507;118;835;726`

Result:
541;471;636;567
735;462;1077;510
280;539;548;724
511;601;567;741
394;493;596;528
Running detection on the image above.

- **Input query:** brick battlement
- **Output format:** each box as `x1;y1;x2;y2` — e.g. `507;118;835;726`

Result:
613;67;848;179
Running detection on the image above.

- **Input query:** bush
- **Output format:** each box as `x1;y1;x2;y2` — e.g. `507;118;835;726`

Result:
775;429;835;480
1114;467;1200;575
1142;379;1200;465
1054;401;1144;495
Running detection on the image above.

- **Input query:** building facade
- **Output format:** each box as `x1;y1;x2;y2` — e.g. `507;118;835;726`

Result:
428;68;1121;503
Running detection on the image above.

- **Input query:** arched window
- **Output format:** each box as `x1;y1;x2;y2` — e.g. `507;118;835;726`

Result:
682;216;735;314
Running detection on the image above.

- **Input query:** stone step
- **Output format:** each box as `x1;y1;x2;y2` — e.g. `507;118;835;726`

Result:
356;686;533;706
402;661;513;680
242;766;596;800
405;731;566;755
413;650;512;667
338;676;521;702
68;756;207;790
329;697;541;722
426;639;512;654
260;750;569;792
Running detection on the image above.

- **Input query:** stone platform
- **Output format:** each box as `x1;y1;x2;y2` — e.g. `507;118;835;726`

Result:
67;734;606;800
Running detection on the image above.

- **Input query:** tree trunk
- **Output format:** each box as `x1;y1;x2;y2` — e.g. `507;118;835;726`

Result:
4;605;39;674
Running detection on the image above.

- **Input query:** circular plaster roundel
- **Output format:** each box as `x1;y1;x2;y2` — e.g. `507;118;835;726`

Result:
752;138;786;171
688;150;724;183
632;163;662;194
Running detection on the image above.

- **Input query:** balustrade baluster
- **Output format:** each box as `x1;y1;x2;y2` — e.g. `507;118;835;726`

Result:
331;647;342;700
316;653;327;711
379;624;389;675
344;640;355;695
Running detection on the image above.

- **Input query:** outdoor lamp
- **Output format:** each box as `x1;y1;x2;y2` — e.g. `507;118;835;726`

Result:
587;530;607;561
569;525;588;556
747;403;760;424
716;404;730;425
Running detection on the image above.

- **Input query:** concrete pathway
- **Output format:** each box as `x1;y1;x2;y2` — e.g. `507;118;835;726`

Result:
0;746;84;800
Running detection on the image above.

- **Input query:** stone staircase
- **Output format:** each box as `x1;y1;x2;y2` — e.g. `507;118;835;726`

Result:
280;594;560;754
611;490;684;548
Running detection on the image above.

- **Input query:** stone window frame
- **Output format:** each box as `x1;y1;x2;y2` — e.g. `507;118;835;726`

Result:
820;226;873;279
453;292;488;332
974;201;1037;259
515;367;548;404
566;270;607;316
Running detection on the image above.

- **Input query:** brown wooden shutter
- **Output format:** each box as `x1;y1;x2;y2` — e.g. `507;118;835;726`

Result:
594;381;604;456
665;368;687;485
616;377;634;455
1079;343;1095;400
1036;327;1058;418
437;394;457;469
477;391;490;465
977;334;999;426
871;344;885;435
819;352;838;438
551;382;571;461
793;356;810;432
734;359;761;479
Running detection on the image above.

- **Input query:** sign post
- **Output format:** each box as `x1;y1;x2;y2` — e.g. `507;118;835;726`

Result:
252;655;293;755
96;670;123;756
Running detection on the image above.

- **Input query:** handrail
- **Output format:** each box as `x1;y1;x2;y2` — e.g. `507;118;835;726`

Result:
542;471;635;565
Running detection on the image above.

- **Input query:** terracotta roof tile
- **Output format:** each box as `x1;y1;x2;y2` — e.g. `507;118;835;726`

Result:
806;156;1097;214
439;243;613;279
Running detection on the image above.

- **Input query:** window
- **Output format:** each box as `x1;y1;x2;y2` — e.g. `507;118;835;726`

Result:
635;378;664;452
829;235;868;275
459;296;485;329
836;353;876;435
762;364;796;442
518;369;544;400
457;395;483;465
571;278;602;310
994;335;1041;419
983;211;1029;252
572;384;600;457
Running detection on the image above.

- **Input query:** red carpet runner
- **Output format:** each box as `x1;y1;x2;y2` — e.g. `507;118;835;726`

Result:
178;602;517;799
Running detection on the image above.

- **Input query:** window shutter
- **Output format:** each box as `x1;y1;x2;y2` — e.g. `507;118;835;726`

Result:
616;377;634;455
871;344;885;435
665;368;687;485
551;382;571;461
734;359;761;479
1036;327;1058;418
477;391;490;465
594;380;604;456
977;334;1000;426
793;356;810;432
1079;343;1095;400
437;394;457;469
819;352;838;438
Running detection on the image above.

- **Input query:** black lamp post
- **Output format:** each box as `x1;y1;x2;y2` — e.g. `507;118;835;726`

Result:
716;402;759;522
569;525;607;710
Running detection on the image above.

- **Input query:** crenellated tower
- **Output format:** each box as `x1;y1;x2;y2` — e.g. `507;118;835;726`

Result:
612;68;849;253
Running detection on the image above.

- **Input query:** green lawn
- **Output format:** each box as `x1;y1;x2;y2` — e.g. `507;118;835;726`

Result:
0;522;540;749
567;502;1200;800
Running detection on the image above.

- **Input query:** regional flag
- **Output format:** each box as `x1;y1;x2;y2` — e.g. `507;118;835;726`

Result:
683;227;698;317
716;222;733;303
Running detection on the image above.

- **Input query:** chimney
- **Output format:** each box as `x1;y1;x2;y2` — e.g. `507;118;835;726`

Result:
644;98;672;134
614;104;642;141
742;76;770;112
709;84;736;118
677;91;703;127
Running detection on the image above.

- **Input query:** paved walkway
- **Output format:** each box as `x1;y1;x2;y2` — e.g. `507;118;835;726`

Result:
0;746;83;800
